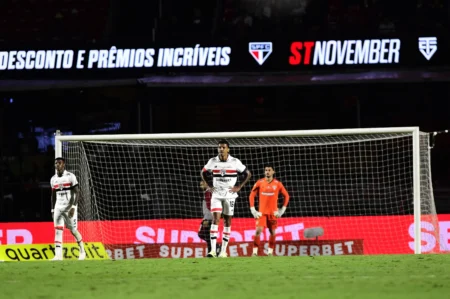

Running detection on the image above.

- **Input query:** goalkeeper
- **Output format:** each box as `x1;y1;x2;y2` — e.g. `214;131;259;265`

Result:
249;165;290;256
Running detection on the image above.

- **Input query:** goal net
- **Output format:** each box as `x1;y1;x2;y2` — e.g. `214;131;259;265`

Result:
56;127;446;258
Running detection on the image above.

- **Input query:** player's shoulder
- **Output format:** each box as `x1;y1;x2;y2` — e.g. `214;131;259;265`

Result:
274;179;287;188
65;171;77;178
258;178;265;183
229;155;244;164
209;156;219;163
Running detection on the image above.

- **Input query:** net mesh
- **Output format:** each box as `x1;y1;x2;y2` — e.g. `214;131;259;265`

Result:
59;131;445;256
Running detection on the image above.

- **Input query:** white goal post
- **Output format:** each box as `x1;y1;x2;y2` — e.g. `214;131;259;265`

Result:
54;126;443;257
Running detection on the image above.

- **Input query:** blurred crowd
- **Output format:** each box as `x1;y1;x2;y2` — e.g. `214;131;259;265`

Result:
157;0;449;41
0;0;447;44
219;0;448;39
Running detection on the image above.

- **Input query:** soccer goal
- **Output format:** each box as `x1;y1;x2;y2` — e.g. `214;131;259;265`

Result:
54;127;444;257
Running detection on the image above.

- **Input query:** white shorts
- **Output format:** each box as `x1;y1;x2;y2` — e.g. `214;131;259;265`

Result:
210;196;237;216
54;205;78;231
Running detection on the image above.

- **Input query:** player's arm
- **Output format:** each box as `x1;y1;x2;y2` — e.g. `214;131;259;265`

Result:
50;178;56;218
71;185;80;206
231;166;251;192
249;182;262;218
201;159;215;190
200;169;214;191
67;185;79;218
238;168;252;189
51;188;56;219
68;174;79;217
275;183;290;218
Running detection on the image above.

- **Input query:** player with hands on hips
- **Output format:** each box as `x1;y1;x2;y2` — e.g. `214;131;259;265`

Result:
201;139;251;258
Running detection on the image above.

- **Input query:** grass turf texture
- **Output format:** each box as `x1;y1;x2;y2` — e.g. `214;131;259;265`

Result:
1;254;449;299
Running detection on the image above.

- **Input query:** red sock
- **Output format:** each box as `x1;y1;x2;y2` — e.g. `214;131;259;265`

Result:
269;235;276;249
253;235;260;248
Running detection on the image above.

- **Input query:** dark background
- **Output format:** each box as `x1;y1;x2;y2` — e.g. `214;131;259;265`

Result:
0;0;449;222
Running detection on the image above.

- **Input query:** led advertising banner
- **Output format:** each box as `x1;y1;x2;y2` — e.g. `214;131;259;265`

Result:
1;215;450;255
0;35;447;79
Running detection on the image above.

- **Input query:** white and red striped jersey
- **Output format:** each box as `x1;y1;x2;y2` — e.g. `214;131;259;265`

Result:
50;170;78;208
202;155;247;198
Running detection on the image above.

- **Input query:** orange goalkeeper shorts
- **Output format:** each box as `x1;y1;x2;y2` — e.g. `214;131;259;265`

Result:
255;214;277;230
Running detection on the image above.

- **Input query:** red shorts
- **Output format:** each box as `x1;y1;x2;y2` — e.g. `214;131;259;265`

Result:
255;214;277;230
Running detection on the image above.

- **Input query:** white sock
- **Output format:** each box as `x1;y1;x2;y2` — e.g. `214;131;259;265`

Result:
55;228;63;258
78;240;85;254
221;227;231;254
253;247;258;255
210;224;218;253
71;230;84;253
267;247;274;255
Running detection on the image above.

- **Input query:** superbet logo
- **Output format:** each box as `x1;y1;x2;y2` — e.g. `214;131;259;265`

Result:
289;39;401;66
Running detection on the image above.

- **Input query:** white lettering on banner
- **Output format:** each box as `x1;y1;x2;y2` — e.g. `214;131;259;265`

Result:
156;45;231;67
284;223;304;240
0;50;74;70
0;229;33;244
158;243;250;258
408;221;450;252
134;223;305;244
265;241;354;256
313;39;401;66
159;245;200;258
87;47;155;69
106;245;145;260
135;226;167;244
105;241;361;259
0;45;231;70
76;50;85;69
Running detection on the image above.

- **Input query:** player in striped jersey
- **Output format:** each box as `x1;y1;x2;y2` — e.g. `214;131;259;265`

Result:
50;157;85;261
201;139;251;258
249;165;290;256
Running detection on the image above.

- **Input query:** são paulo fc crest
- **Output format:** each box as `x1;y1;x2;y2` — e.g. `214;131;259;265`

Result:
249;42;272;65
58;183;64;190
220;169;226;176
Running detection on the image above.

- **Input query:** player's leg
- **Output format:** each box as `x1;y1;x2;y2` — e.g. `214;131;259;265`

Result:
218;198;235;258
208;196;222;257
266;215;278;256
198;219;212;253
52;208;65;260
64;206;86;260
207;212;220;257
252;215;266;256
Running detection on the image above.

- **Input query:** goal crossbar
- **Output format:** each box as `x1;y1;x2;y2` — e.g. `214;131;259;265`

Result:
55;127;420;142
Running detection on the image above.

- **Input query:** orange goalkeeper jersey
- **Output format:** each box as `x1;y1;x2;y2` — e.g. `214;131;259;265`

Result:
249;178;290;214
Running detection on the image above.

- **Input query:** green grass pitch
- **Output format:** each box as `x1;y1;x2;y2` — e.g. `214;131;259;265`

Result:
1;254;449;299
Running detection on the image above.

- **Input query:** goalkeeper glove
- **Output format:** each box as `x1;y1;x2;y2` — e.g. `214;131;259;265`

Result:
274;206;287;218
250;207;262;219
